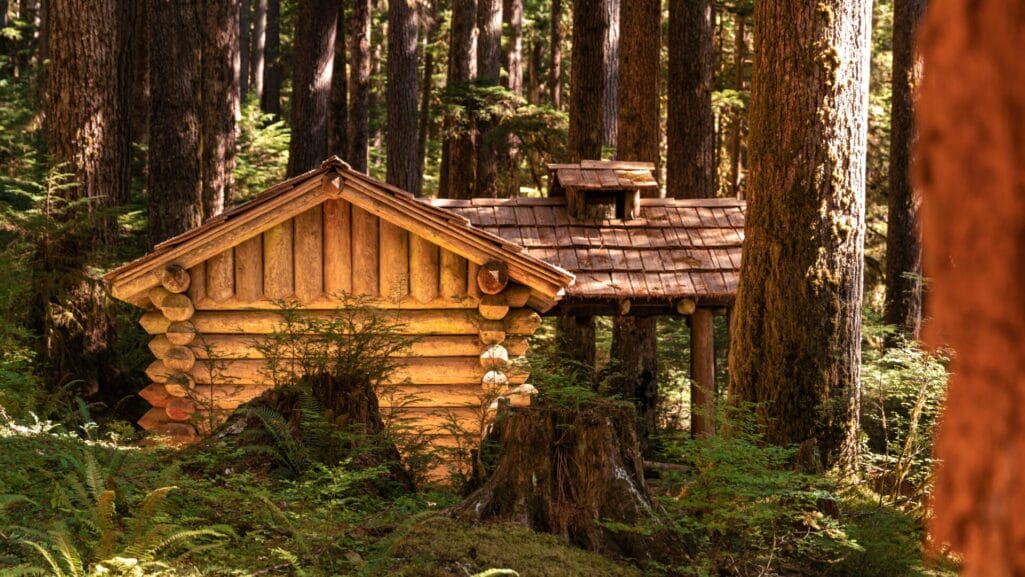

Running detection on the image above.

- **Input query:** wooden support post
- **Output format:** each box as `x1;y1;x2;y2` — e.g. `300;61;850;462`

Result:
379;220;409;299
690;308;716;438
294;204;325;301
351;207;379;296
439;250;468;300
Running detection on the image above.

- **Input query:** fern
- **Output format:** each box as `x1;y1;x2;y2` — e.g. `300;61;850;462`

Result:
239;404;309;475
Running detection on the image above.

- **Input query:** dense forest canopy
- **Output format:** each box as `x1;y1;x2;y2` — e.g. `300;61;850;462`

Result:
0;0;1015;575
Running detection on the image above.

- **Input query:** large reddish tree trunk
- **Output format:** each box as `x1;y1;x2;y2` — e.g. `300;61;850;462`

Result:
474;0;502;198
329;4;348;159
918;1;1025;573
287;0;338;177
260;0;281;117
548;0;563;109
567;0;607;162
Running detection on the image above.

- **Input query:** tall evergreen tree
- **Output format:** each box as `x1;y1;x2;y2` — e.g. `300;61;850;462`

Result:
548;0;563;109
200;0;239;217
475;0;501;197
261;0;281;117
148;0;202;245
250;0;266;101
347;0;371;172
441;0;476;198
386;0;420;193
329;3;348;158
728;0;871;474
287;0;338;177
43;0;126;391
502;0;523;96
556;0;608;373
567;0;606;161
609;0;660;449
667;0;715;199
239;0;250;100
601;0;618;147
884;0;926;341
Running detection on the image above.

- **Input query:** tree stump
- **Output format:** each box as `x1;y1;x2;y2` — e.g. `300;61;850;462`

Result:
454;402;669;559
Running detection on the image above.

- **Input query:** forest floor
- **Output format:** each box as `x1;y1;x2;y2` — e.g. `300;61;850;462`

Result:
0;419;958;577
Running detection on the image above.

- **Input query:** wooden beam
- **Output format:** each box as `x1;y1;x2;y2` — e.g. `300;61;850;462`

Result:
439;249;468;300
263;220;295;299
294;204;325;301
206;250;235;302
351;206;379;296
409;234;440;303
146;309;544;336
379;220;409;299
323;199;352;296
477;260;509;295
690;308;715;438
234;236;263;302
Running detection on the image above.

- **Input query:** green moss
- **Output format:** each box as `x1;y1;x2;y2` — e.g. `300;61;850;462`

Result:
364;516;641;577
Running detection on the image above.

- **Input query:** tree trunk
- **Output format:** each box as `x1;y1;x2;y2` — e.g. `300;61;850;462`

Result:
883;0;926;342
528;37;542;104
200;0;239;218
548;0;562;109
729;13;746;198
148;0;202;246
556;314;596;375
42;0;124;393
609;0;660;451
502;0;523;96
118;0;146;193
329;4;348;159
567;0;607;162
287;0;337;177
347;0;370;172
667;0;715;199
386;0;419;193
919;2;1025;573
601;0;618;148
441;0;476;198
239;0;249;101
250;0;266;101
727;0;870;475
417;0;440;185
474;0;501;197
455;403;667;558
260;0;281;118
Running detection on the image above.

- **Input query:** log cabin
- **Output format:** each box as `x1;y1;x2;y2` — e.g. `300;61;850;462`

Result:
104;157;744;465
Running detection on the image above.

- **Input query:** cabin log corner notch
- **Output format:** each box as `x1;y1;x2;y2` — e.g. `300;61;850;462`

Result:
104;157;573;450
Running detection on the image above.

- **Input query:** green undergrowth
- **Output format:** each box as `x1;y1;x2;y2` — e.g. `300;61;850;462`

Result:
361;515;641;577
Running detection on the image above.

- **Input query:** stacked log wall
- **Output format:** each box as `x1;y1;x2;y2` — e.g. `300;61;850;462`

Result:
137;201;542;456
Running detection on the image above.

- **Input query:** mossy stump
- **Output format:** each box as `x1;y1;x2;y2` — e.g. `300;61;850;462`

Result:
454;402;667;559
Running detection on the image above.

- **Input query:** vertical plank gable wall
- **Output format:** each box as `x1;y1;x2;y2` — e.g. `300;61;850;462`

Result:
152;200;540;457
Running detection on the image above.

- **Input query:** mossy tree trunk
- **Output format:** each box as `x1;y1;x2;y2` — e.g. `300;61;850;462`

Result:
609;0;660;451
42;0;127;393
883;0;926;342
918;1;1025;573
727;0;871;475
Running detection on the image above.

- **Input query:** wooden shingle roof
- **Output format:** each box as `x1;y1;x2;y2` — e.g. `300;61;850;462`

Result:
432;196;746;307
